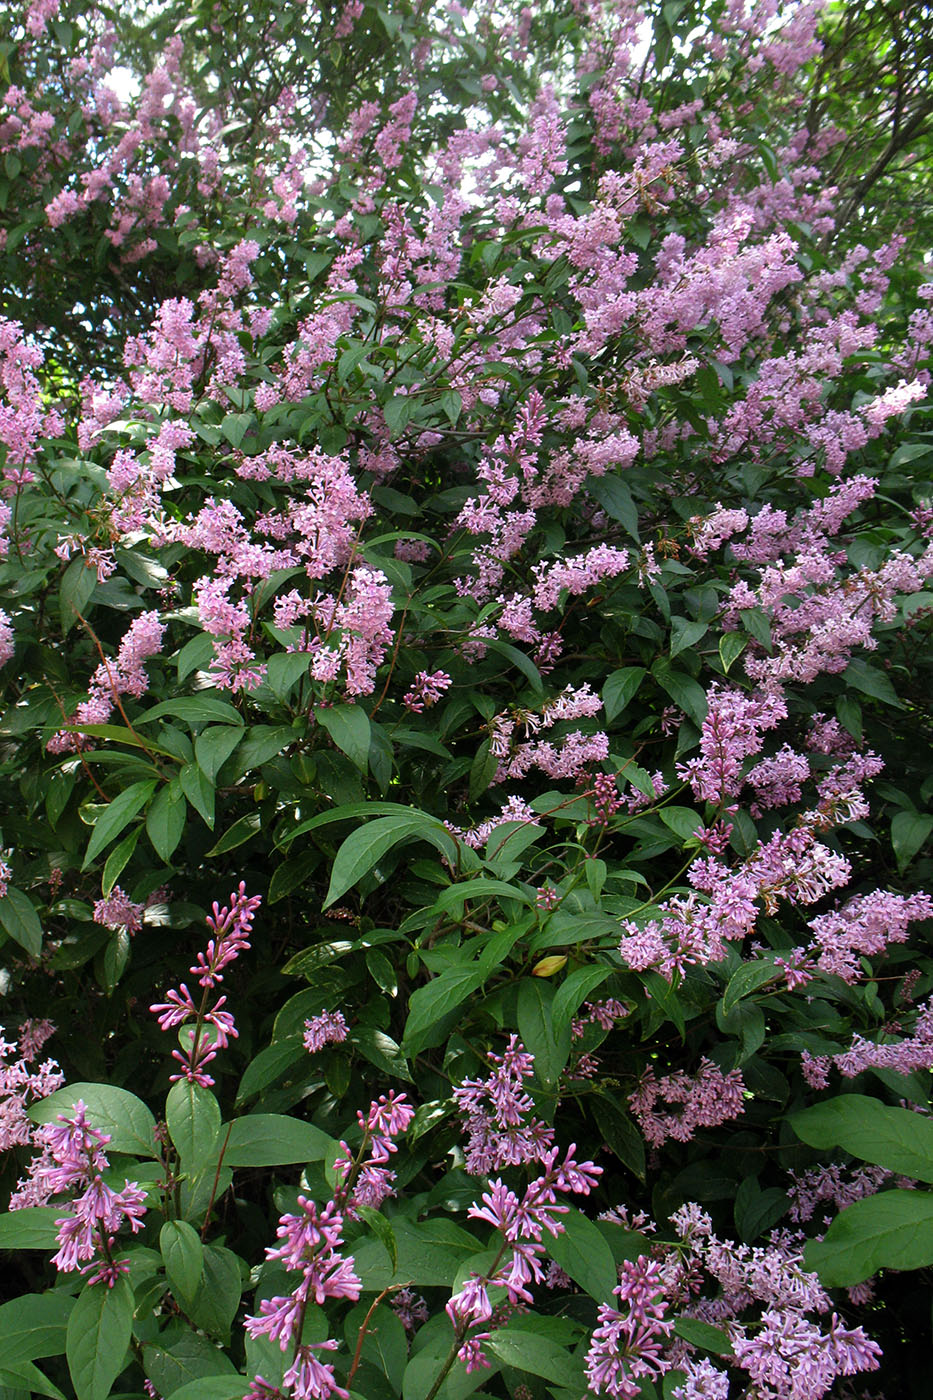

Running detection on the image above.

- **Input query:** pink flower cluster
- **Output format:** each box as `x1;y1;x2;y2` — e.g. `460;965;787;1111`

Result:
150;882;261;1087
447;1143;601;1368
0;1023;62;1155
303;1010;348;1053
585;1256;675;1398
453;1035;555;1172
48;611;166;753
17;1101;146;1286
244;1091;413;1398
629;1058;746;1147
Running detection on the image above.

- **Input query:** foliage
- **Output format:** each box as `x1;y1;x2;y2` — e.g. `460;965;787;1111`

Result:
0;0;931;1397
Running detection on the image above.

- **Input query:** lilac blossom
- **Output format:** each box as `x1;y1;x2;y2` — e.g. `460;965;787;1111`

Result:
18;1101;147;1284
584;1256;675;1397
303;1010;348;1053
150;882;261;1087
629;1059;746;1147
453;1035;555;1172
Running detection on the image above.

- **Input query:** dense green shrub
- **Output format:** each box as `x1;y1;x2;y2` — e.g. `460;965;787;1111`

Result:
0;0;931;1397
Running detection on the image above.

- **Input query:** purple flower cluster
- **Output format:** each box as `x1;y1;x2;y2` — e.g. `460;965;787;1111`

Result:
447;1143;601;1368
245;1091;414;1398
629;1058;746;1147
585;1256;675;1397
150;881;261;1087
21;1101;146;1286
453;1035;555;1172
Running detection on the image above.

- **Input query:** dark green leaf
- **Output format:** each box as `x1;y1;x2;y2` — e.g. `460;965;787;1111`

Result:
791;1094;933;1182
0;888;43;957
31;1085;157;1158
546;1205;617;1300
804;1190;933;1286
316;705;371;773
603;667;646;722
160;1221;204;1304
82;780;157;869
221;1113;335;1167
66;1276;132;1400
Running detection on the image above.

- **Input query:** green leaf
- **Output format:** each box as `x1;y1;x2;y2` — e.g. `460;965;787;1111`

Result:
101;827;140;898
146;781;187;862
890;442;933;467
670;616;708;657
351;1026;413;1082
0;888;43;957
194;726;242;782
0;1208;62;1250
603;667;646;723
176;633;215;682
236;1037;306;1104
179;763;215;829
30;1084;158;1158
552;964;612;1042
485;638;544;694
383;395;411;438
324;813;458;908
357;1206;399;1273
166;1079;221;1177
66;1275;133;1400
734;1178;788;1243
719;631;747;674
402;966;489;1056
652;661;708;727
160;1221;204;1304
804;1190;933;1286
432;878;532;914
354;1216;479;1289
546;1205;617;1300
163;1380;244;1400
221;411;252;448
0;1359;67;1398
344;1301;408;1392
205;810;262;858
82;780;157;869
439;388;463;424
891;810;933;873
722;958;779;1014
739;607;772;651
587;474;640;540
266;652;312;701
658;806;700;840
468;737;498;799
790;1094;933;1182
137;698;243;727
316;704;371;773
144;1331;237;1398
844;657;904;709
59;556;97;634
517;977;571;1087
591;1096;646;1180
221;1113;336;1167
485;1328;583;1387
673;1318;734;1355
0;1292;74;1364
183;1244;241;1340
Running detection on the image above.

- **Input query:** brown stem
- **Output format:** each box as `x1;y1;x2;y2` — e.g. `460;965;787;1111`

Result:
346;1285;398;1385
200;1121;233;1239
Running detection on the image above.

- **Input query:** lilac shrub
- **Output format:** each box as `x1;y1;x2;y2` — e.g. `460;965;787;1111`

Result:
0;0;931;1397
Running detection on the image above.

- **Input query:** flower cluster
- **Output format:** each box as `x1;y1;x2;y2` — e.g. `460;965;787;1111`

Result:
453;1035;555;1172
585;1256;675;1397
17;1101;147;1285
150;882;261;1087
447;1142;602;1367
